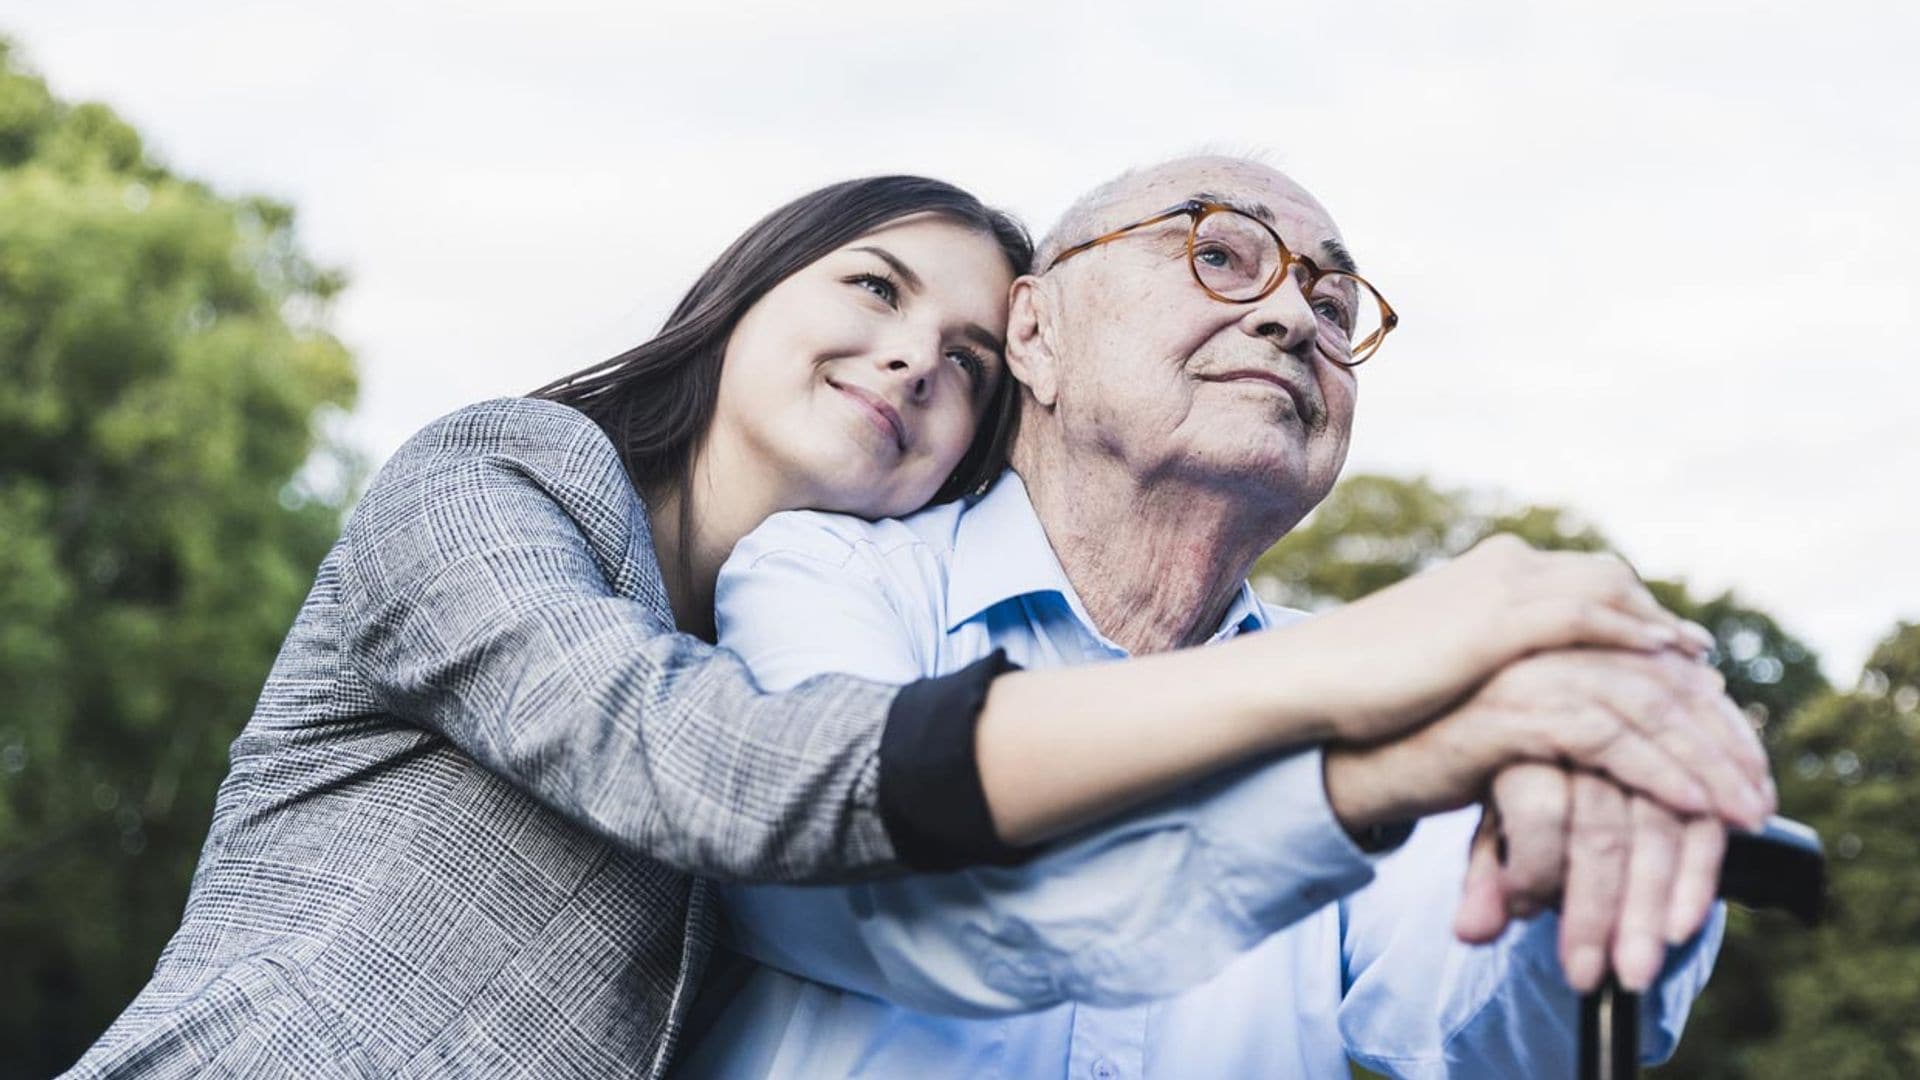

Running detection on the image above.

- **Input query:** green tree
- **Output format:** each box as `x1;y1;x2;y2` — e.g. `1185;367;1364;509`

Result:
1664;623;1920;1079
0;38;358;1075
1255;474;1827;724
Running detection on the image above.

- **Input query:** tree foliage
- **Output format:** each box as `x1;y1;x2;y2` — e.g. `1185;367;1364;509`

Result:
1667;622;1920;1079
1255;474;1828;722
0;29;1905;1077
0;39;358;1075
1263;474;1914;1077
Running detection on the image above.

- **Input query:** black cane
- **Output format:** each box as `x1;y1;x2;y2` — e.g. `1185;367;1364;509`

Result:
1576;815;1827;1080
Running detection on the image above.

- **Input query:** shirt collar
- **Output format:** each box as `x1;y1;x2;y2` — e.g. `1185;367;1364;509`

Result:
946;470;1275;646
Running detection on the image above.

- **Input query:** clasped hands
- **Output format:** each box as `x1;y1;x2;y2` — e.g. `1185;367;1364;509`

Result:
1302;535;1774;994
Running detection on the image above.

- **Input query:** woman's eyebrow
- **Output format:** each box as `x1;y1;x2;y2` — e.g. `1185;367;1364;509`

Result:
852;245;1003;355
961;324;1005;358
851;245;922;292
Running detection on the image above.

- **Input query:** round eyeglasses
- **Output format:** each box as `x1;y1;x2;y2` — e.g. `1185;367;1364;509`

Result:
1045;200;1399;367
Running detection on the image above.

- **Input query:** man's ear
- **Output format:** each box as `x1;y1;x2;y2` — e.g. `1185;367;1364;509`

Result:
1005;275;1059;409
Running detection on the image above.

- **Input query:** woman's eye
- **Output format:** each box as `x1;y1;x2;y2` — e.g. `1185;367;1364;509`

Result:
850;273;899;306
1194;244;1233;269
948;348;987;386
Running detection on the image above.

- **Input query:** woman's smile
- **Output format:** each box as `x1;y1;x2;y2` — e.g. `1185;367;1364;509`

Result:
828;376;908;453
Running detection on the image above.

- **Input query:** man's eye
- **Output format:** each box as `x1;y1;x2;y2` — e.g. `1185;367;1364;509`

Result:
850;273;900;306
1194;244;1233;269
1312;298;1352;331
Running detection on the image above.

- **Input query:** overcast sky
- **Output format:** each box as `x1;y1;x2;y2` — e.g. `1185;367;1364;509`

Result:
4;0;1915;678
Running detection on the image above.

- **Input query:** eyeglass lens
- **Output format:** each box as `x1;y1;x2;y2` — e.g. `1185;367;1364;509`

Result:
1191;211;1388;362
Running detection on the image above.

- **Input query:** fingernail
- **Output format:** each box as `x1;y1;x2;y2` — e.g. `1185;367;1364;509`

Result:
1617;937;1661;992
1567;946;1605;992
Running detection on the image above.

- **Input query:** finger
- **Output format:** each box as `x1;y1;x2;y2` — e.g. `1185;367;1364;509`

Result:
1486;548;1678;658
1657;652;1768;783
1613;795;1684;991
1456;807;1512;944
1564;551;1690;641
1707;686;1775;802
1678;620;1717;656
1575;557;1723;667
1490;763;1569;907
1538;658;1749;824
1505;598;1682;657
1665;816;1728;944
1705;694;1774;818
1559;774;1631;994
1560;705;1712;819
1632;657;1769;827
1643;704;1768;830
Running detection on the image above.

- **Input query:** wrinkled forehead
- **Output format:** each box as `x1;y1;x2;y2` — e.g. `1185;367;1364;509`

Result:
1105;159;1346;259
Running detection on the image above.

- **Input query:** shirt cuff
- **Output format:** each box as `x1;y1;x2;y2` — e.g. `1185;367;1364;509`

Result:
1202;745;1395;928
879;649;1034;871
1351;819;1417;854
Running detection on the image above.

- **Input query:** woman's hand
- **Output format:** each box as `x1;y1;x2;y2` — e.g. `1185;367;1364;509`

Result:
1271;533;1713;743
1321;646;1774;835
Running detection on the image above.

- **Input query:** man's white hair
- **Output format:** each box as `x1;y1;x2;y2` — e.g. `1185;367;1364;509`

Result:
1034;147;1280;271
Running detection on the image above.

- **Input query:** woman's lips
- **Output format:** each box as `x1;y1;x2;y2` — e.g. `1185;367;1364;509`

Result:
828;378;906;452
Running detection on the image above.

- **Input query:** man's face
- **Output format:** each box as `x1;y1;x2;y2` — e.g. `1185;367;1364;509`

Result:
1040;160;1357;514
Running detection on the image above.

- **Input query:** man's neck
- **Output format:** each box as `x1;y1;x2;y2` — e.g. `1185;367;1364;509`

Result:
1011;442;1295;657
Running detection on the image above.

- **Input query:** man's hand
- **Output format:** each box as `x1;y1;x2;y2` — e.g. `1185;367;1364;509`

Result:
1287;535;1714;743
1323;647;1773;836
1454;764;1730;993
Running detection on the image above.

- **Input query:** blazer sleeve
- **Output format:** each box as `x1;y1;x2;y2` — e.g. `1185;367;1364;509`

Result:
331;398;1002;882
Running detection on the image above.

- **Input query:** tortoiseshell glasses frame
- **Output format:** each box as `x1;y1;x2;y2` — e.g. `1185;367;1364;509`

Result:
1045;199;1399;367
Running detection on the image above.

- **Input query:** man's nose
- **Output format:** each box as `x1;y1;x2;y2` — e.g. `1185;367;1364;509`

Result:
1237;276;1320;354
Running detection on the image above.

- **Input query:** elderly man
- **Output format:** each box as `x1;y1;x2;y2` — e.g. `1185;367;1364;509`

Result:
673;156;1760;1077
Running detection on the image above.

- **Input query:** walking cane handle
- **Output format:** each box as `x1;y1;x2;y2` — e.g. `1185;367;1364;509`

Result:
1578;814;1827;1079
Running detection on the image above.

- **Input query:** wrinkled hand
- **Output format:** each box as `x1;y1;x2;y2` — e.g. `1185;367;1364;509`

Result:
1324;646;1774;835
1293;534;1713;743
1454;764;1733;993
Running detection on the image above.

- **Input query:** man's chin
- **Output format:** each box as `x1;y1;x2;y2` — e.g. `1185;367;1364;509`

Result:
1173;445;1312;492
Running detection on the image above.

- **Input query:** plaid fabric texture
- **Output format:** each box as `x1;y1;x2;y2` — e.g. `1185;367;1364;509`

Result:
64;398;904;1078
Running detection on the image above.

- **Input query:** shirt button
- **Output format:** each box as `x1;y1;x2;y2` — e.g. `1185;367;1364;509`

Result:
1092;1058;1119;1080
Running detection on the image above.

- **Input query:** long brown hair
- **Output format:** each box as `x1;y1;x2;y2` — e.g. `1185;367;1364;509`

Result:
530;177;1031;518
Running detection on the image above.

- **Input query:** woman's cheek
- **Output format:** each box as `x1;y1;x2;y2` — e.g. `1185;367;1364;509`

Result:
937;415;976;474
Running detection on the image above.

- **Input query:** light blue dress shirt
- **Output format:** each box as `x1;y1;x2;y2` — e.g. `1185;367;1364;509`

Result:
675;472;1723;1079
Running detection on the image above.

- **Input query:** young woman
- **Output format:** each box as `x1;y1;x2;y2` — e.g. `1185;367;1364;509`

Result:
66;177;1705;1080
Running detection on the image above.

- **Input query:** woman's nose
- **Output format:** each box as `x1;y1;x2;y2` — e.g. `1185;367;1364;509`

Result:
884;351;936;403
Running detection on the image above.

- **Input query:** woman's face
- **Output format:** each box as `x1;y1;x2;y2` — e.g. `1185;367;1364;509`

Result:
711;214;1014;518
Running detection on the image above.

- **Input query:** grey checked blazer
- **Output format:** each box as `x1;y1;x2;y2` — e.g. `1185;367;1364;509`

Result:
65;397;916;1078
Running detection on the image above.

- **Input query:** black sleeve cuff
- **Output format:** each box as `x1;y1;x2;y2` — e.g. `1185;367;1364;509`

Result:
879;649;1037;871
1353;819;1417;854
